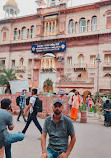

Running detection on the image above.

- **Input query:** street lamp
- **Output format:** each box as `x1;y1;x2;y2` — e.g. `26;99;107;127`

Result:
95;54;101;93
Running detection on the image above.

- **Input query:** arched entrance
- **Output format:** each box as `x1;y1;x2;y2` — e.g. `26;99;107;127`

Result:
43;79;53;93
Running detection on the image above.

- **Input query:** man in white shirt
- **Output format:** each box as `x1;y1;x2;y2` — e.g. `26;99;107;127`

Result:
22;89;42;134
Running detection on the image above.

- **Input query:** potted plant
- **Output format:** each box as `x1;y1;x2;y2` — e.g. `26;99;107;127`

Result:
79;103;87;123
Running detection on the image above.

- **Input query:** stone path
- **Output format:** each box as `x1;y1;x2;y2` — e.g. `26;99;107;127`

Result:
8;114;111;158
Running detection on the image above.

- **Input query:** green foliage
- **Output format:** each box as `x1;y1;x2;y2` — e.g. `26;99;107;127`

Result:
79;103;87;112
0;68;16;86
88;106;97;113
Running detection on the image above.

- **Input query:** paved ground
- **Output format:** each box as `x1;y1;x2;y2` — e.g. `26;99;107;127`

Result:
10;114;111;158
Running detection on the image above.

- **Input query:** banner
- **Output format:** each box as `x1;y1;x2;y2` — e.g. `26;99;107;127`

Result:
31;42;66;53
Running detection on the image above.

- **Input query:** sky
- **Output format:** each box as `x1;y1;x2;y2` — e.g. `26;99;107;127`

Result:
0;0;101;19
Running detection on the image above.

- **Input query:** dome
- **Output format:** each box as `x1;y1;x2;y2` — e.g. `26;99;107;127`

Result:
6;0;18;8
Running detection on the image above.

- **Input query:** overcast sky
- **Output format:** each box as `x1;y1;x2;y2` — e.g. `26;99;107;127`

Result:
0;0;101;19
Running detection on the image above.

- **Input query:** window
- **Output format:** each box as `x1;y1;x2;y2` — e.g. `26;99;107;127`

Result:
3;32;6;41
75;22;78;33
78;54;84;64
87;20;90;31
31;26;34;38
19;58;24;67
90;55;96;67
28;59;32;70
27;29;29;38
69;20;74;34
22;27;26;39
12;60;15;67
67;57;72;65
18;30;20;39
0;60;5;68
106;11;111;29
91;16;97;31
79;18;86;33
14;28;17;40
104;54;111;63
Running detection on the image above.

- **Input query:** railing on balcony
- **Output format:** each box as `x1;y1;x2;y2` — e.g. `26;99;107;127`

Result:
15;66;26;73
74;63;87;70
103;62;111;69
40;67;56;72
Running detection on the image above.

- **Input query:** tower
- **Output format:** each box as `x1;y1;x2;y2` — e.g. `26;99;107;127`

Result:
3;0;20;18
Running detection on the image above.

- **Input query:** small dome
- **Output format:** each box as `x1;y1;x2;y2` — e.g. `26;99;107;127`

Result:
6;0;18;8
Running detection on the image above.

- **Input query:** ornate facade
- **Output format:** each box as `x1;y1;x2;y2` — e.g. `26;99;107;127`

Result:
0;0;111;94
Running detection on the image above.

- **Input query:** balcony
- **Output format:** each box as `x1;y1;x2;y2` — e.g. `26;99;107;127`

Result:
74;63;87;71
40;67;56;73
15;66;26;73
103;62;111;70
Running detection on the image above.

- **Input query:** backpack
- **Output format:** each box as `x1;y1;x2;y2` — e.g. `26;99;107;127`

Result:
16;96;20;106
26;96;31;106
33;97;42;113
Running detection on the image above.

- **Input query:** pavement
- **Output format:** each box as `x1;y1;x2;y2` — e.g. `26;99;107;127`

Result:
9;114;111;158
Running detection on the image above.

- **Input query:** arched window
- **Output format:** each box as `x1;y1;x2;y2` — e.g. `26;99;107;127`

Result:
19;58;24;67
14;28;17;40
75;22;78;33
78;54;84;65
87;20;90;31
31;26;34;38
22;27;26;39
79;18;86;33
69;19;74;34
91;16;97;31
27;29;29;38
104;73;111;78
106;11;111;29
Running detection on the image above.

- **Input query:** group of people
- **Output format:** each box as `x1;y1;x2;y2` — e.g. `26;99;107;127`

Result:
0;89;76;158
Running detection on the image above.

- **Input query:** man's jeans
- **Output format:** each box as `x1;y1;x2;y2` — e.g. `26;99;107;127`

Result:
4;133;24;158
22;112;42;134
104;111;111;123
17;107;26;122
47;148;62;158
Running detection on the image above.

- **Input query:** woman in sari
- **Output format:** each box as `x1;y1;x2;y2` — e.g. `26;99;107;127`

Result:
71;91;81;121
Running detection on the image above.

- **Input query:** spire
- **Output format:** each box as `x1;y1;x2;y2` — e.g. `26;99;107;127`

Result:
3;0;20;18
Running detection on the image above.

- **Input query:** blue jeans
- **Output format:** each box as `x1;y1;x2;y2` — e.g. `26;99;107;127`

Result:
4;133;24;158
104;111;111;123
47;148;62;158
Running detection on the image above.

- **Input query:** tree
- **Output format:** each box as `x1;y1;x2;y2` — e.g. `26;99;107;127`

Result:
44;78;53;93
0;68;16;94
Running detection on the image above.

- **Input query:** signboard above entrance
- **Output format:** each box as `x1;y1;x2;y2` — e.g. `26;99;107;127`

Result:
31;42;66;53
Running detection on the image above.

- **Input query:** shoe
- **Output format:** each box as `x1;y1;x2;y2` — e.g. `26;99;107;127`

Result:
17;119;20;122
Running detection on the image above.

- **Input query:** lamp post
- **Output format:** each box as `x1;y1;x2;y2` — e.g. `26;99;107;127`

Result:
58;56;63;91
95;54;101;93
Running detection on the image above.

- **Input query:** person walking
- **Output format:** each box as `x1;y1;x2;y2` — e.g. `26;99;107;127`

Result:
68;89;76;110
17;89;27;122
22;89;42;134
0;99;24;158
103;99;111;126
41;98;76;158
71;91;81;121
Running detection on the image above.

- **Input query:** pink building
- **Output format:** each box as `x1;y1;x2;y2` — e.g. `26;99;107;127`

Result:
0;0;111;95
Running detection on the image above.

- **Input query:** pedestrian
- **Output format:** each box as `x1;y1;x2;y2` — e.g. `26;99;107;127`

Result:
0;98;24;158
22;89;42;135
71;91;81;121
103;100;111;126
41;98;76;158
87;95;93;109
68;89;76;110
17;89;27;122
